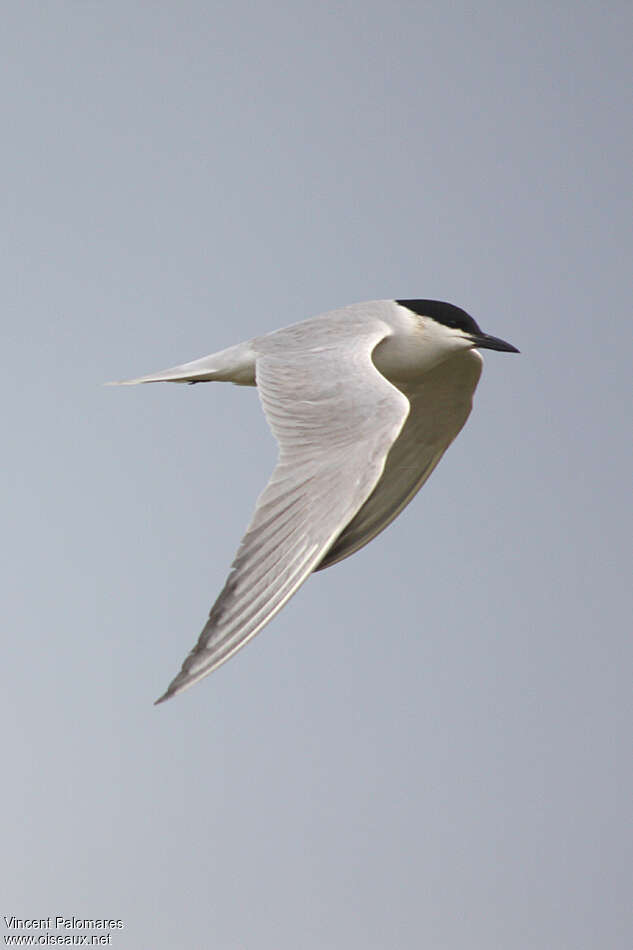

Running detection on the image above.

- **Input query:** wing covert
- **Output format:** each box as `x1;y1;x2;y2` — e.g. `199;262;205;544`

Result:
316;349;483;570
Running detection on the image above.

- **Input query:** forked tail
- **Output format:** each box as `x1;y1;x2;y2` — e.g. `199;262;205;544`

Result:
106;340;257;386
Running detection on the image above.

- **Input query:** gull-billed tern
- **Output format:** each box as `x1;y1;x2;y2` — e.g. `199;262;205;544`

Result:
111;299;518;703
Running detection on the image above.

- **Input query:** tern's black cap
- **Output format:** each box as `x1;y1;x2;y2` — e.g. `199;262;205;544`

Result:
397;299;519;353
397;299;482;336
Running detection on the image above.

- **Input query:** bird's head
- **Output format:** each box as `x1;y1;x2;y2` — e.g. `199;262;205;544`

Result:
397;299;519;358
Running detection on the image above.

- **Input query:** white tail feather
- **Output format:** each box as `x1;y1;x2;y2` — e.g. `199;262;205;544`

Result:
106;341;257;386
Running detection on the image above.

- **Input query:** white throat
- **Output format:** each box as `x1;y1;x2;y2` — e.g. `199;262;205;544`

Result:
372;306;473;384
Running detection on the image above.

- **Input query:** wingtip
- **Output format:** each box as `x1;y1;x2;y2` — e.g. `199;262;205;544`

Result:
153;671;190;705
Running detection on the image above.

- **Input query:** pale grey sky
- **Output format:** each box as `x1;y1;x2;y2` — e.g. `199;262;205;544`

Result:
3;2;631;948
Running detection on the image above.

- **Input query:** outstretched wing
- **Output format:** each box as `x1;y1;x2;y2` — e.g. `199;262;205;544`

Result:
155;315;409;702
316;349;483;570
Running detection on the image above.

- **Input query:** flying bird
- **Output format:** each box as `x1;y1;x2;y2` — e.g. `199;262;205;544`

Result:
111;299;518;703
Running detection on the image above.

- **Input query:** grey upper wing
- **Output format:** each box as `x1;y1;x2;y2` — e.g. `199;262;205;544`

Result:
155;316;409;702
316;349;483;570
